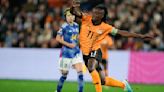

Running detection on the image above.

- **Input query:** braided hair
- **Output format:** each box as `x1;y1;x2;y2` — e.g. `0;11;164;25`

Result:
94;4;108;23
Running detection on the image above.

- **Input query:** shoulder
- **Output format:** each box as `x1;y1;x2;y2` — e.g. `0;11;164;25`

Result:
73;22;79;27
82;13;92;20
102;22;112;27
101;22;113;29
61;22;69;29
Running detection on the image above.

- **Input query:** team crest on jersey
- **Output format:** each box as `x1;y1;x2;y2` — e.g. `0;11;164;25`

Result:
97;30;103;34
68;30;72;32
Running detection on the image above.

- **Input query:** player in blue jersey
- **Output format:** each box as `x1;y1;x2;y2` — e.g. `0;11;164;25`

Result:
55;8;84;92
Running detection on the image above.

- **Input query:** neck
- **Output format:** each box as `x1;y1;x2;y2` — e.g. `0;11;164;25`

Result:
92;19;102;25
68;22;74;25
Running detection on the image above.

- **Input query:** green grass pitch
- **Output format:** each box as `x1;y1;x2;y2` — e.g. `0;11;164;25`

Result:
0;79;164;92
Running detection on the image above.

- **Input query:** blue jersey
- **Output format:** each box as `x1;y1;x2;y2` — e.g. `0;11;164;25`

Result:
57;22;80;58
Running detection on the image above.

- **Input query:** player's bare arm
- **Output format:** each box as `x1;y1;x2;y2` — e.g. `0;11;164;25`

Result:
56;35;76;48
70;0;83;18
116;29;154;40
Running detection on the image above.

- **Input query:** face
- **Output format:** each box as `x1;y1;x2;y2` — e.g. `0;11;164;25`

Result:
92;8;105;22
66;11;75;23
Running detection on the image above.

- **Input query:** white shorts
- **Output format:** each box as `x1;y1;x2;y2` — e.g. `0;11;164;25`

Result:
59;54;83;71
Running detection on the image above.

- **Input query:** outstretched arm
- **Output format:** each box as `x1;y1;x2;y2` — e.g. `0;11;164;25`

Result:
70;0;83;18
117;30;143;38
116;29;153;40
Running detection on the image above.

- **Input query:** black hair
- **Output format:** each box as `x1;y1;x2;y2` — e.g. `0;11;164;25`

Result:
94;4;108;23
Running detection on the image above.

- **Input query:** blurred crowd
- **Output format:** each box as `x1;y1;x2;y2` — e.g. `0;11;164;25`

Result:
0;0;164;51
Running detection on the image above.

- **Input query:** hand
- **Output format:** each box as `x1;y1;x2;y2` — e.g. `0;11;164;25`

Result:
68;43;76;48
72;0;80;7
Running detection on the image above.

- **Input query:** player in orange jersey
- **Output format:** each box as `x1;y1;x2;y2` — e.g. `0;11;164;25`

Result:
71;0;153;92
100;35;113;76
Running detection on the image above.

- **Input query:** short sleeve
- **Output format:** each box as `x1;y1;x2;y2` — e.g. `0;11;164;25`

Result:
57;23;67;36
111;27;118;35
57;28;64;36
105;24;118;36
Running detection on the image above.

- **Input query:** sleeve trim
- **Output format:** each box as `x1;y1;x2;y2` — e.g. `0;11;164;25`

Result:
111;28;118;35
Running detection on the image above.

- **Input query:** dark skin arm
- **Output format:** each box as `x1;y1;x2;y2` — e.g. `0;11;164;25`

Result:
117;29;154;40
70;0;83;18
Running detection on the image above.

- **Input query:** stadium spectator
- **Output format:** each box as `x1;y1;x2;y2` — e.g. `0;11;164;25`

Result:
0;0;163;50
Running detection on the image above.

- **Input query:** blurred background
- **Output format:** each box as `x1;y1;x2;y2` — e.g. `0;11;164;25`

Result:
0;0;164;92
0;0;164;50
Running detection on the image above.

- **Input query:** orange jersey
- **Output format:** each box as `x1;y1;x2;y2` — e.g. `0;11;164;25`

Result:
80;15;117;55
101;36;113;60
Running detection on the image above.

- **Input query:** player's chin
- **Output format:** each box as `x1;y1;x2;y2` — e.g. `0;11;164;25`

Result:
92;18;99;23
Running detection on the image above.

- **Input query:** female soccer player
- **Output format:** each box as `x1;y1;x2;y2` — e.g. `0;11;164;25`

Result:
71;0;153;92
56;8;83;92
